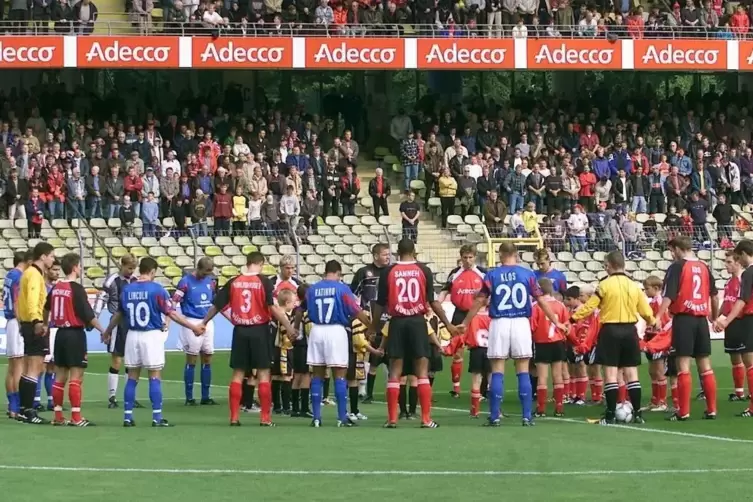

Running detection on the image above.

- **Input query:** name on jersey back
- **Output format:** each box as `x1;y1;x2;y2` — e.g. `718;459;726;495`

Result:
315;287;336;297
127;290;149;301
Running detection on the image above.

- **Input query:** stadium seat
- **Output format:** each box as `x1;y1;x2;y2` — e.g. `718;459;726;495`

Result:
205;246;223;257
157;256;175;268
86;266;105;279
164;266;183;278
221;265;240;277
175;256;193;268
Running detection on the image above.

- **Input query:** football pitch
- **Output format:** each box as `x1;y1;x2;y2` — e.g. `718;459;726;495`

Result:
1;343;752;502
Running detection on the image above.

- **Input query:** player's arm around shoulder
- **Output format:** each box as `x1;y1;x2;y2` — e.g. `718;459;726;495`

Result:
571;281;602;322
634;282;656;326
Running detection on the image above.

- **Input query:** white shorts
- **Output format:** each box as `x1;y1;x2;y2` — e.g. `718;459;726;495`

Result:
307;324;349;368
180;318;214;355
44;328;58;364
6;318;23;359
124;330;168;370
488;317;533;360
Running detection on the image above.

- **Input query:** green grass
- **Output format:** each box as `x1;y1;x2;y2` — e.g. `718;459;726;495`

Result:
2;342;753;502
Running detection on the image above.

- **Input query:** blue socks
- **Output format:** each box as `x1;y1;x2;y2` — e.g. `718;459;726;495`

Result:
44;372;54;406
149;377;163;423
7;392;19;414
489;372;504;422
184;364;195;401
334;377;348;422
201;364;211;401
34;375;42;404
310;376;323;421
517;372;532;421
124;378;138;422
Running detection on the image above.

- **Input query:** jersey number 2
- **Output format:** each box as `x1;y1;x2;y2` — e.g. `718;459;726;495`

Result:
495;283;526;311
691;274;702;300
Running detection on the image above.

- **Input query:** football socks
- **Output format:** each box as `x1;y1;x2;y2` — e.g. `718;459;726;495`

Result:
272;380;282;411
451;360;462;393
517;372;532;421
553;383;564;414
604;382;619;420
200;364;212;401
229;381;242;423
700;370;717;415
408;385;418;416
108;367;119;399
398;384;407;415
69;380;83;423
124;378;138;422
149;377;163;423
19;375;38;413
281;381;292;412
184;364;195;401
366;373;376;398
386;379;400;423
627;380;642;413
310;376;323;421
334;377;348;422
417;378;432;424
44;372;54;407
52;381;65;422
489;372;504;422
349;386;360;415
258;381;272;423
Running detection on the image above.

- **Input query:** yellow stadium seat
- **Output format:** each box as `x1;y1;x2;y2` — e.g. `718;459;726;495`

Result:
241;244;258;255
205;246;222;257
86;267;105;279
221;265;240;277
164;266;183;278
157;256;175;268
130;246;147;258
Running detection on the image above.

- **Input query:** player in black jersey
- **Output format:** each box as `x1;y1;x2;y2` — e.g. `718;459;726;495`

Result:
291;285;313;418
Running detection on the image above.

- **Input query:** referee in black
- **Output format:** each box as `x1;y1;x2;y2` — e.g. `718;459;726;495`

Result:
17;242;56;424
351;242;390;403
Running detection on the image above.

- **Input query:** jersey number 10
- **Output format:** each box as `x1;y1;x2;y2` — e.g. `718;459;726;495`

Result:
127;302;151;329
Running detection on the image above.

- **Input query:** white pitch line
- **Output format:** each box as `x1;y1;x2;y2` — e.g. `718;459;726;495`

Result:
0;465;750;477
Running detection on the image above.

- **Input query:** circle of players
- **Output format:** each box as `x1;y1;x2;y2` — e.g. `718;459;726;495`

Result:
5;238;753;428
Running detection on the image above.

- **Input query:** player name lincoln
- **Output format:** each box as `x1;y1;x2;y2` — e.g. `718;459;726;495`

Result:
127;290;150;300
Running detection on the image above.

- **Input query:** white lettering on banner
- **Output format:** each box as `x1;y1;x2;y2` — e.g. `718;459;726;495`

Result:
533;44;614;65
199;42;284;64
84;42;171;63
313;43;396;65
424;44;507;65
641;45;719;65
0;44;54;63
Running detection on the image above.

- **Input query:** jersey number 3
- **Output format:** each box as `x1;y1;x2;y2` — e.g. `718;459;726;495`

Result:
495;283;526;311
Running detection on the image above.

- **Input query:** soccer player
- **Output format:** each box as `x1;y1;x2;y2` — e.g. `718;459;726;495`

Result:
713;240;753;417
306;260;371;427
464;242;565;427
16;242;56;424
272;289;296;415
46;254;105;426
715;250;747;402
531;279;570;417
172;257;217;406
642;276;671;412
564;286;602;404
94;254;138;408
271;255;305;408
104;257;202;427
348;311;380;421
291;284;312;418
38;259;61;411
573;251;655;425
202;251;294;426
3;250;32;419
351;243;391;403
464;308;491;418
655;236;719;421
439;245;486;398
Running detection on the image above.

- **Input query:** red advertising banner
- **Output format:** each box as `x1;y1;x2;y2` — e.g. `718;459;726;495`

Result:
527;39;622;70
192;37;294;68
304;38;405;69
416;38;515;69
0;36;65;68
77;36;181;68
633;40;728;71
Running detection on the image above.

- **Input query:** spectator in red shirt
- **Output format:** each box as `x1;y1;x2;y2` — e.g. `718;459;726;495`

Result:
579;125;599;156
45;163;66;219
340;165;360;216
578;163;597;212
731;5;749;36
212;183;233;236
124;166;144;216
626;8;645;38
631;147;650;175
333;2;347;31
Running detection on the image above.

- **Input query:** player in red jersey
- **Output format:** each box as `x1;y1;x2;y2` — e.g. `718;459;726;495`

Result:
655;236;719;421
640;317;678;411
640;276;671;412
531;279;570;417
201;251;295;426
713;241;753;417
464;310;491;418
565;285;603;403
368;238;457;429
438;245;486;399
562;287;597;404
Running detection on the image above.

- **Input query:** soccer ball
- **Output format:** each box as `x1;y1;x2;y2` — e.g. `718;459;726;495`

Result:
615;402;634;423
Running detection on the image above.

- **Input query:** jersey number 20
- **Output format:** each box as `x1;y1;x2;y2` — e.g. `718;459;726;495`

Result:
495;283;526;311
127;302;151;329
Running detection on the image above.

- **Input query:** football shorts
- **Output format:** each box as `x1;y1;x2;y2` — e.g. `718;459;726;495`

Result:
307;324;349;368
229;324;273;371
108;322;129;357
292;345;309;374
429;345;443;373
534;341;567;364
468;347;491;375
44;328;58;364
595;324;641;368
5;318;23;359
487;317;532;360
671;314;711;358
21;322;49;358
180;318;214;356
724;316;753;354
53;328;88;369
385;315;430;361
124;329;168;370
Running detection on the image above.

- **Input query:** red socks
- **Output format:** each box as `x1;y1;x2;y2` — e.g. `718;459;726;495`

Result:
574;377;587;400
52;381;65;422
417;378;432;424
69;380;82;423
656;378;667;405
553;384;564;414
229;381;242;423
470;388;481;417
563;379;571;399
617;384;627;403
733;363;746;397
451;361;462;393
650;380;659;405
700;370;717;415
678;371;691;417
386;379;400;424
747;367;753;412
670;380;679;410
590;379;603;402
258;381;272;423
536;385;548;414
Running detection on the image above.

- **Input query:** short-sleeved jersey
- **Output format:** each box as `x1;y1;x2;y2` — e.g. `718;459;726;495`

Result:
275;311;295;349
376;261;434;318
647;294;672;329
95;273;136;315
213;273;275;326
350;263;386;309
442;266;486;312
173;274;216;319
271;275;303;304
531;297;569;344
663;258;717;316
305;280;361;326
120;280;174;331
351;316;371;354
481;265;542;319
738;266;753;316
3;268;22;320
722;275;742;317
464;311;491;348
46;280;95;329
568;310;599;348
534;268;568;293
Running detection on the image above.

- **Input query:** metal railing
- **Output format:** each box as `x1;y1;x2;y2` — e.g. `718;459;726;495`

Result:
0;19;742;39
69;202;117;281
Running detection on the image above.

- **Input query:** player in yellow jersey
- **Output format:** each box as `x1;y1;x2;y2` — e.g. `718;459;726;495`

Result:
271;289;296;415
348;314;382;421
291;284;313;418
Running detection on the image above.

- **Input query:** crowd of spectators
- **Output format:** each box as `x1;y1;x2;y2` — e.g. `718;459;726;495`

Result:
392;81;753;255
0;94;368;245
0;0;98;34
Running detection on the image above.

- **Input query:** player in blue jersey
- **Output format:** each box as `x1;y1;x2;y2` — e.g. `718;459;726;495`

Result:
104;257;204;427
305;260;372;427
465;242;567;427
4;251;32;419
172;257;217;406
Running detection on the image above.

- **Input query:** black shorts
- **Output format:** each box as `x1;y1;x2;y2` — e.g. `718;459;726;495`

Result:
292;344;309;373
468;347;491;375
21;322;49;358
724;316;753;354
369;334;386;366
429;344;443;373
584;347;598;365
271;347;293;376
386;315;430;361
595;324;641;368
107;318;129;357
401;356;415;377
665;354;678;377
53;328;88;369
534;341;567;364
671;314;711;358
451;309;468;326
566;346;584;364
230;324;274;371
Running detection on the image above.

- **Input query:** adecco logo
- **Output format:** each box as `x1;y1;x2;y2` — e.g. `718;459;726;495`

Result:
77;37;180;68
527;40;620;69
634;40;727;70
0;37;64;68
417;39;513;69
193;38;293;68
306;38;404;69
739;42;753;70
